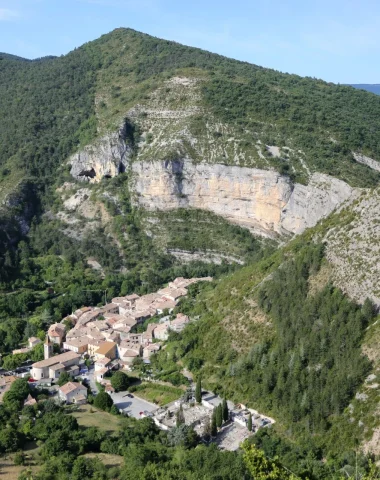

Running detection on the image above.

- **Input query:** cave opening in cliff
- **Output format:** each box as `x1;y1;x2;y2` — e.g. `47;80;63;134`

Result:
78;168;96;179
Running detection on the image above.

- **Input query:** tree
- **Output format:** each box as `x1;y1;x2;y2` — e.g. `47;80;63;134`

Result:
58;371;70;387
248;413;253;432
203;416;211;440
216;404;223;428
222;398;229;422
3;378;30;412
242;443;300;480
195;376;202;403
94;391;114;411
176;404;185;426
71;456;107;480
110;371;130;392
211;409;217;437
13;451;25;466
167;424;198;448
0;427;21;453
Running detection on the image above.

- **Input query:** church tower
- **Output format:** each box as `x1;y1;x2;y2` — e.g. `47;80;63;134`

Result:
44;336;53;360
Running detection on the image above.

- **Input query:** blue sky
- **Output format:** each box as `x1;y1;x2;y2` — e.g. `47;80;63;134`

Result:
0;0;379;83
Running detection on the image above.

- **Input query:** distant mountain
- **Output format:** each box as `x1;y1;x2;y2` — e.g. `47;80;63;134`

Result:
350;84;380;95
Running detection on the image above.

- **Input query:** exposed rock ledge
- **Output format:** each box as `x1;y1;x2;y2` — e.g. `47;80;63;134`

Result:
131;160;354;236
68;125;131;183
353;152;380;172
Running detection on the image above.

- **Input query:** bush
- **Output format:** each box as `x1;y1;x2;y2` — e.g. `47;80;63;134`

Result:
94;392;114;412
13;450;25;466
110;371;130;392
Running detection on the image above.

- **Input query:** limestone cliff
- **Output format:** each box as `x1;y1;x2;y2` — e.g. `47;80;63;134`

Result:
68;124;131;183
131;159;353;237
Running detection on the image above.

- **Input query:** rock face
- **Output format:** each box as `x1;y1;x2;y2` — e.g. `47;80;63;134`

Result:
353;152;380;172
131;159;353;236
280;174;353;234
69;125;131;183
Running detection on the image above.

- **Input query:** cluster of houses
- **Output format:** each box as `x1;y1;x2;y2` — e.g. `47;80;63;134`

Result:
28;277;211;383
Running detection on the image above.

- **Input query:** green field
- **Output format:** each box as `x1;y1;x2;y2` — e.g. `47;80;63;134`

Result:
70;404;121;433
134;383;183;406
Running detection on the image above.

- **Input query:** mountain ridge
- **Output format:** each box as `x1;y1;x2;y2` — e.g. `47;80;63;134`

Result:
1;28;380;468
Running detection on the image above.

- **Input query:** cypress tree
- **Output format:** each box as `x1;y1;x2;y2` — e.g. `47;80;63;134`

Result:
195;376;202;403
222;398;229;422
176;404;185;426
216;404;223;428
247;413;253;432
211;409;217;437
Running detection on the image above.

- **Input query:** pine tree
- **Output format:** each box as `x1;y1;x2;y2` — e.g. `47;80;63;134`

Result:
216;404;223;428
248;413;253;432
195;376;202;403
176;404;185;426
222;398;229;422
211;409;217;437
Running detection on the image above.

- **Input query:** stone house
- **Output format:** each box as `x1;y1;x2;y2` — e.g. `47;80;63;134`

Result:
63;336;90;354
58;382;88;404
48;323;66;345
28;337;42;349
94;341;117;361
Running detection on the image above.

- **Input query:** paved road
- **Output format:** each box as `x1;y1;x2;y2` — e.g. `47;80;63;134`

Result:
111;391;158;419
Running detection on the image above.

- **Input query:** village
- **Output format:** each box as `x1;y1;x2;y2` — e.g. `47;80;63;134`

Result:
0;276;274;451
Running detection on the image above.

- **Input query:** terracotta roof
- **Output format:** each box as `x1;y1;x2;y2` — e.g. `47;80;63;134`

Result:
59;381;86;395
95;341;116;355
126;293;140;301
155;322;170;332
121;349;140;358
12;347;31;355
64;337;90;348
73;394;87;402
49;363;65;371
95;357;111;366
145;343;161;351
157;286;187;299
32;351;80;369
48;323;66;337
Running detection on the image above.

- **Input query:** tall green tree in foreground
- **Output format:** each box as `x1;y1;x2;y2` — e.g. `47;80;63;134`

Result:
211;409;217;437
195;376;202;403
222;398;229;422
176;404;185;426
247;413;253;432
216;404;223;428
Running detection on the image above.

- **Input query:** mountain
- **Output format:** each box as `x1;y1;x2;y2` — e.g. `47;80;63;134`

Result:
1;27;380;475
350;84;380;95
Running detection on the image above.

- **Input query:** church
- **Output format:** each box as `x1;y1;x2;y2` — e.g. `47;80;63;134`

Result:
30;337;81;380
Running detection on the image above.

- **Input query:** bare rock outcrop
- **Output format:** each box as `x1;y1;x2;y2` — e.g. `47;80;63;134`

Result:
131;159;353;237
280;174;353;234
353;152;380;172
68;125;131;182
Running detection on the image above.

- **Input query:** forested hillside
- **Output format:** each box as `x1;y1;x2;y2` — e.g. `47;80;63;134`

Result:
161;238;380;476
2;28;380;478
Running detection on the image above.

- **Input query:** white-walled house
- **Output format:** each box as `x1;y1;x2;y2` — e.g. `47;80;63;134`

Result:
58;382;88;404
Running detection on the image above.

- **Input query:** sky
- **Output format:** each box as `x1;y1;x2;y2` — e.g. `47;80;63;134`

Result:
0;0;379;83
